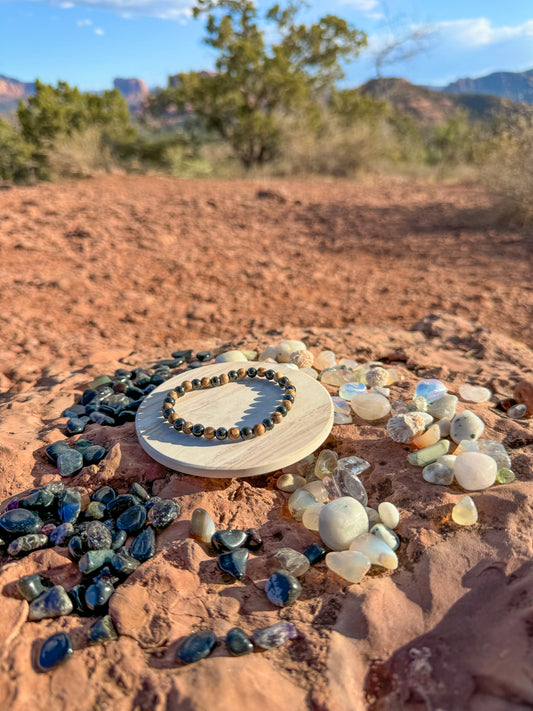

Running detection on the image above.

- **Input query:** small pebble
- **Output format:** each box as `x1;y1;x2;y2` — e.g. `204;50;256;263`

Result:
79;549;114;574
85;501;107;520
226;627;253;656
349;533;398;570
414;379;447;403
334;411;352;425
496;468;516;484
93;486;116;505
452;496;478;525
28;586;73;620
339;382;366;400
8;533;48;556
337;455;371;476
407;439;450;466
252;621;297;650
189;508;216;543
130;482;150;501
301;502;325;531
427;394;458;421
277;473;306;492
45;441;70;464
477;440;511;470
454;452;497;490
377;502;400;529
350;393;391;421
411;424;441;449
147;499;180;529
365;367;389;388
58;489;81;524
117;504;147;533
507;403;527;419
459;384;492;403
422;462;454;486
86;521;113;550
0;508;42;535
176;630;217;664
288;488;317;521
318;497;369;551
272;547;310;577
265;570;302;607
303;543;327;565
211;529;248;553
57;449;84;477
332;467;368;506
370;523;399;551
215;350;247;362
66;417;86;435
320;366;357;386
85;579;114;611
315;350;336;371
218;548;249;581
326;550;371;583
16;574;52;602
111;552;141;576
244;528;263;552
386;413;425;443
450;410;485;444
129;526;156;562
314;449;338;480
38;632;73;671
88;615;118;644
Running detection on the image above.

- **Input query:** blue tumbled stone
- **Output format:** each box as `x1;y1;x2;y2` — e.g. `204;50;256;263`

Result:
85;579;114;611
81;445;106;465
89;411;115;426
58;489;81;524
252;621;297;649
176;630;217;664
38;632;73;671
0;508;42;536
211;529;248;553
265;571;302;607
414;379;447;404
19;488;55;510
28;585;73;619
116;504;146;533
111;552;140;576
57;449;84;478
88;615;118;644
50;522;74;546
66;417;86;435
45;440;70;465
225;627;253;656
129;526;155;562
106;494;140;517
111;529;127;550
16;573;52;601
130;483;149;501
217;548;249;581
303;543;327;565
93;486;116;505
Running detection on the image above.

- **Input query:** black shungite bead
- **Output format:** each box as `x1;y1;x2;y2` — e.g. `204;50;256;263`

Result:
191;378;202;390
284;392;295;403
265;571;302;607
147;499;180;529
0;508;42;536
68;535;85;561
246;367;257;378
58;489;81;524
210;376;220;387
38;632;73;671
218;548;249;581
93;486;116;505
226;627;253;656
57;449;84;478
228;370;238;381
215;427;227;441
45;440;70;464
176;630;217;664
265;369;275;380
211;529;248;553
278;376;289;388
174;418;186;432
106;494;140;518
276;405;288;417
175;385;185;396
116;504;147;533
303;543;327;565
239;426;253;440
262;417;274;431
85;579;114;611
163;396;176;405
196;351;211;362
111;552;140;576
88;615;118;644
244;528;263;552
131;483;150;501
86;521;113;551
16;573;53;602
163;407;174;419
192;424;205;437
129;526;156;562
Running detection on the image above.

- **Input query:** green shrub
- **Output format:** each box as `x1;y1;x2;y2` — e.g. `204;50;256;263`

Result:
0;118;35;182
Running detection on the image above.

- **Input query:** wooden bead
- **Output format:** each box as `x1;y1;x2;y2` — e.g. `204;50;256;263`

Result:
226;427;239;440
219;373;229;385
168;413;179;424
183;421;194;434
286;382;296;390
168;391;178;400
204;426;216;439
282;400;293;411
201;377;211;388
274;372;284;382
252;423;265;436
237;368;247;379
271;412;283;424
182;381;192;392
256;367;266;378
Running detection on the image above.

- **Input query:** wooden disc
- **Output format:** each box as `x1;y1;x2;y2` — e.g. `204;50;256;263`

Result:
135;362;333;478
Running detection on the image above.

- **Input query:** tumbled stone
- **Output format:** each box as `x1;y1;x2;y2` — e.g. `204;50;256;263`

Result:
332;396;351;415
218;548;249;581
265;570;302;607
190;508;216;543
454;452;497;490
370;523;400;551
496;468;516;484
459;384;492;403
39;632;73;671
288;488;317;521
418;412;434;427
411;424;441;449
111;552;141;576
423;462;454;486
303;480;328;503
85;501;107;520
29;586;73;620
365;367;389;388
314;449;338;480
452;495;478;525
86;521;113;550
365;507;381;526
66;417;86;435
93;486;116;505
147;499;179;529
117;504;147;533
386;413;425;443
320;366;357;386
129;526;156;562
68;535;85;560
303;543;327;565
334;411;353;425
437;418;451;437
111;529;127;550
407;439;450;466
88;615;118;644
225;627;253;656
427;394;458;420
326;550;371;583
211;529;248;553
85;579;114;611
8;533;48;556
350;393;391;421
79;549;114;574
45;440;70;464
390;400;409;415
302;502;325;531
315;350;336;371
332;467;368;506
318;497;369;551
259;345;278;361
378;502;399;529
215;350;247;362
339;382;366;400
349;533;398;569
17;573;52;602
337;455;371;476
57;449;84;478
19;488;55;511
477;440;511;470
450;410;485;443
372;386;390;397
508;403;527;419
0;508;42;536
106;494;139;518
252;621;297;649
408;396;428;413
272;548;310;577
277;473;306;492
176;630;217;664
414;379;447;403
58;489;81;524
454;439;479;455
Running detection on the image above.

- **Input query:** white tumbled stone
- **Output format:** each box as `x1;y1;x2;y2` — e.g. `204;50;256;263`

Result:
318;497;369;551
418;412;434;427
272;547;310;577
437;454;457;469
450;410;485;444
427;394;458;421
215;350;247;363
315;350;336;371
302;502;325;531
459;384;492;403
378;502;400;529
349;533;398;570
437;418;451;437
351;392;391;421
370;523;399;551
326;550;371;583
454;452;497;491
190;508;216;544
277;473;306;492
259;345;278;361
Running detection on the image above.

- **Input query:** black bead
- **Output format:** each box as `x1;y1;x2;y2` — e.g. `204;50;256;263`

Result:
175;385;185;396
163;396;176;405
303;543;327;565
226;627;253;656
191;378;202;390
246;367;257;378
262;417;274;431
216;427;227;441
284;392;295;403
239;426;253;440
228;370;238;381
196;351;212;362
265;369;275;380
163;407;174;419
278;376;289;388
210;376;220;387
192;424;205;437
286;384;296;393
173;418;186;431
276;405;288;417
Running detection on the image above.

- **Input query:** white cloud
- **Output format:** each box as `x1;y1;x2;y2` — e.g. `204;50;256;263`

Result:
337;0;383;18
424;17;533;47
76;18;92;25
94;26;104;34
6;0;194;20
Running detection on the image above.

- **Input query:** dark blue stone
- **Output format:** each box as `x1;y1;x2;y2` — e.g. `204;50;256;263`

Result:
125;386;144;400
111;529;127;550
196;351;211;362
66;417;86;435
106;494;139;518
115;409;136;424
85;580;114;611
225;627;253;656
143;384;156;395
303;543;327;565
81;389;99;405
265;571;302;607
116;504;146;533
67;584;90;615
38;632;73;671
176;630;217;664
147;499;179;529
86;521;113;550
89;411;115;426
129;526;155;562
45;441;70;465
133;370;152;388
43;480;65;496
144;496;161;510
244;528;263;552
252;621;297;649
115;368;132;377
150;373;168;386
111;552;140;576
92;566;119;586
130;482;149;501
62;404;86;418
28;585;73;619
16;573;52;602
0;508;42;536
218;548;249;581
57;449;83;478
79;549;114;574
88;615;118;644
93;486;116;505
171;349;194;362
81;445;106;465
211;529;248;553
58;489;81;524
19;488;55;511
50;522;74;546
68;535;85;560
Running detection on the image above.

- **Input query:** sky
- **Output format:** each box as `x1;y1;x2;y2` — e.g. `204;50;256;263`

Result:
0;0;532;91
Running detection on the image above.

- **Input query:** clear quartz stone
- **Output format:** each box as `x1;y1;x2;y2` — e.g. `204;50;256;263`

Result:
477;440;511;470
337;455;371;476
302;502;325;531
326;550;371;584
349;533;398;569
315;350;336;371
303;480;329;503
332;466;368;506
351;393;391;421
320;366;358;386
277;473;306;492
334;411;353;425
314;449;338;480
288;489;317;521
332;396;351;415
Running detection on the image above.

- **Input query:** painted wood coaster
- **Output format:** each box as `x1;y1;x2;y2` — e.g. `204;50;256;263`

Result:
135;362;334;478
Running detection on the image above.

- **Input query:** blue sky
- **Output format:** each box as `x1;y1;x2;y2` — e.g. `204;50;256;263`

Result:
0;0;532;90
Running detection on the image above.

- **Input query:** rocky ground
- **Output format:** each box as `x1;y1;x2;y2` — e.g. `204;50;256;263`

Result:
0;175;532;711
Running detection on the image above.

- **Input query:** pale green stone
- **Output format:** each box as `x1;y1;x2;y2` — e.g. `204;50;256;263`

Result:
427;394;458;420
496;468;516;484
407;439;450;466
242;349;258;360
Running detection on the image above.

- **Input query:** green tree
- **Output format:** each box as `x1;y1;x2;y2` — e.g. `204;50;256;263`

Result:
0;119;35;182
150;0;367;168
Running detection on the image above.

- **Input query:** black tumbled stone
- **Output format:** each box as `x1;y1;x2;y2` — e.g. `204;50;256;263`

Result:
45;440;70;464
129;526;155;562
147;499;180;529
176;630;217;664
0;508;42;536
50;522;74;546
68;535;85;560
57;449;84;478
196;351;211;362
86;521;113;550
81;389;99;405
245;528;263;552
265;571;302;607
88;615;118;644
106;494;139;518
144;496;161;510
111;529;127;550
131;483;150;501
225;627;253;656
85;501;107;520
111;552;140;576
28;585;73;620
66;417;86;435
85;579;114;611
116;504;147;533
81;445;107;465
93;486;116;505
16;573;52;602
79;549;114;574
67;584;90;615
172;349;194;362
218;548;249;581
211;529;248;553
38;632;73;671
303;543;327;565
19;488;55;511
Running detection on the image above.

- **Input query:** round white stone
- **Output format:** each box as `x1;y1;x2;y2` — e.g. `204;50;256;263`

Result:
450;410;485;444
378;502;400;529
349;533;398;570
318;497;369;551
454;451;497;491
427;394;458;421
350;393;391;421
326;551;371;584
459;384;492;403
215;350;248;363
315;350;336;371
259;345;278;361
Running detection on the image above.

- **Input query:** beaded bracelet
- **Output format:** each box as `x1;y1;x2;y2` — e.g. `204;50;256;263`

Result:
161;367;296;441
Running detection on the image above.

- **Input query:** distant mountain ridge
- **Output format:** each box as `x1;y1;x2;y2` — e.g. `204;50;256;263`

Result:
443;69;533;104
